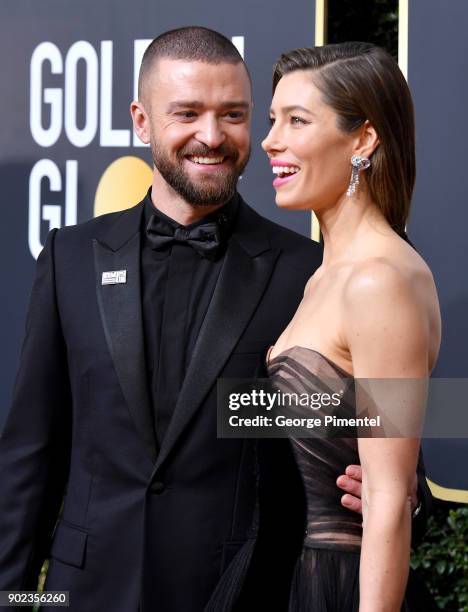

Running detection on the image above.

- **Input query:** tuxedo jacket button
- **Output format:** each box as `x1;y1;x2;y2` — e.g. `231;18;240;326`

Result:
151;481;166;494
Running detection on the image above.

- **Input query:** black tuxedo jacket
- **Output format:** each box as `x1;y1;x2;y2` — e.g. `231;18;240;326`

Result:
0;196;321;611
0;195;432;612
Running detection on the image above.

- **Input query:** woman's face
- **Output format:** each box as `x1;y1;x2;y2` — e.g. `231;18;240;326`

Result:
262;70;358;212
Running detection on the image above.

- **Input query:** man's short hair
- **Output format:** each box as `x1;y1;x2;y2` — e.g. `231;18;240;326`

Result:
138;26;251;99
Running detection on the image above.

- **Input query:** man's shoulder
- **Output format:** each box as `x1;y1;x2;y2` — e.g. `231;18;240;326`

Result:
54;201;143;248
261;214;319;252
240;199;323;264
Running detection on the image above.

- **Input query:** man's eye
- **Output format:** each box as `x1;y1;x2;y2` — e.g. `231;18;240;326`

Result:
225;111;245;120
176;111;197;119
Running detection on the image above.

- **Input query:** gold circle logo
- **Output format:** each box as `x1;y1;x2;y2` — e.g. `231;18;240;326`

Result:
94;156;152;217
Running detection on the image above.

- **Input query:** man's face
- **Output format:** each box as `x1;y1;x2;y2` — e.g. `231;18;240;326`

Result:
134;58;252;206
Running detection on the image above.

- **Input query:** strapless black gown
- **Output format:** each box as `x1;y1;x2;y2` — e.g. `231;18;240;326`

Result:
266;345;438;612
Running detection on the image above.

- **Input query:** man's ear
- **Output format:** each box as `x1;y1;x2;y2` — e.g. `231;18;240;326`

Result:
130;100;150;145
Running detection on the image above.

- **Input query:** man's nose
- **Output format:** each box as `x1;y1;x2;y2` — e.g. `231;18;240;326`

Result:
195;116;226;150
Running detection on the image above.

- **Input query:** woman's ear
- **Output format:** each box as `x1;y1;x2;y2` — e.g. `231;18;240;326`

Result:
354;120;380;159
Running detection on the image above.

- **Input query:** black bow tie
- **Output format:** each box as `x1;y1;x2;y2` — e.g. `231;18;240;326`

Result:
146;214;223;259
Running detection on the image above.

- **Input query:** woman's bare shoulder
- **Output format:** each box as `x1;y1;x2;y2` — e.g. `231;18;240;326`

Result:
343;236;437;306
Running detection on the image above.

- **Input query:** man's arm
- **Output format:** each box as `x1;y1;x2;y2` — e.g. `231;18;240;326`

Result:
0;229;72;589
336;453;433;548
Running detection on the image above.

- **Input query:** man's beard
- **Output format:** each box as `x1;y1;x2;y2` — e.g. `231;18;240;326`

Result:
151;141;250;206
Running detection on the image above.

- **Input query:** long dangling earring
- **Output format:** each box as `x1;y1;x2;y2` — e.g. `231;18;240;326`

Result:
346;155;371;196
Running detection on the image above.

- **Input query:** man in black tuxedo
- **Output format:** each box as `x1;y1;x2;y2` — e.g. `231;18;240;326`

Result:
0;27;431;612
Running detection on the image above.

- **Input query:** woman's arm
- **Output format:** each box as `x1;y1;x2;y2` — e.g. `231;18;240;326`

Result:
344;258;432;612
335;457;433;549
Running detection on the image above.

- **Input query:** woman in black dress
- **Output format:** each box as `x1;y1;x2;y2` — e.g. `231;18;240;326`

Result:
262;42;441;611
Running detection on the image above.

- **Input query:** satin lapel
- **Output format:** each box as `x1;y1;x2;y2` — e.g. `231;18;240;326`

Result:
93;204;157;464
154;231;280;473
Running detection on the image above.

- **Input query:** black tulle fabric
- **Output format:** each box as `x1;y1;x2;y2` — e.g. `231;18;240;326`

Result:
267;345;438;612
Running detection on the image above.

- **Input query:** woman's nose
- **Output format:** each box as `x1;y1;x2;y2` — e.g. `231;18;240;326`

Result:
261;132;270;152
261;124;284;154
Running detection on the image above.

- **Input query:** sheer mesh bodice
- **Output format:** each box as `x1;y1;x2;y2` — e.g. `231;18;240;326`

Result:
266;345;362;552
265;345;437;612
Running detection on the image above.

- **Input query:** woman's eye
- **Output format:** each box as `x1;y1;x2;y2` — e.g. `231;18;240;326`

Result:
290;116;307;125
268;116;275;126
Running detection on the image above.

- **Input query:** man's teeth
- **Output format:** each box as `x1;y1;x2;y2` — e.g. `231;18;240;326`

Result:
189;156;224;165
272;166;300;175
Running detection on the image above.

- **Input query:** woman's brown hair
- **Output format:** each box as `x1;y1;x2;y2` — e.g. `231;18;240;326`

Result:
273;42;415;234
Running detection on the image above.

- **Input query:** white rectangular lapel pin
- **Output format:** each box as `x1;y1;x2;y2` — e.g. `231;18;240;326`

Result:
102;270;127;285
